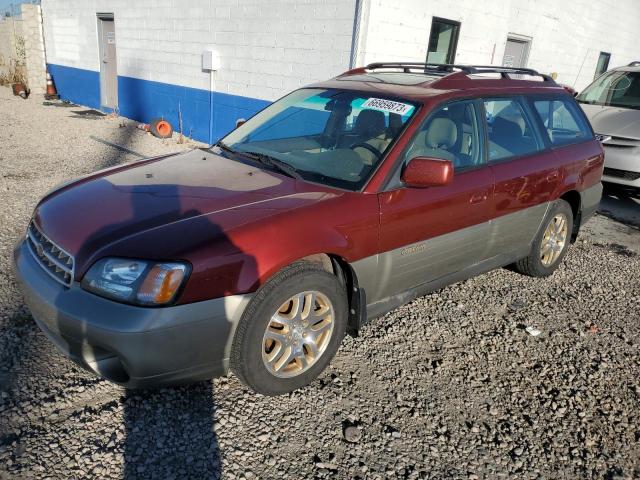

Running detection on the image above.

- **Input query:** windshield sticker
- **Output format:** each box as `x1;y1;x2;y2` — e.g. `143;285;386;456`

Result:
361;98;414;115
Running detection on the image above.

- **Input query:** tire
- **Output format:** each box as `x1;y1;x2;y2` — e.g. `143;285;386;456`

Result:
514;199;574;277
149;118;173;139
230;262;348;396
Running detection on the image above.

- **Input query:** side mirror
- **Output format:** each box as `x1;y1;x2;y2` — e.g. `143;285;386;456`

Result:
235;118;247;128
401;157;454;188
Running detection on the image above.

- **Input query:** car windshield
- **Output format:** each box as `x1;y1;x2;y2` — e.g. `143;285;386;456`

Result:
577;70;640;110
219;88;417;190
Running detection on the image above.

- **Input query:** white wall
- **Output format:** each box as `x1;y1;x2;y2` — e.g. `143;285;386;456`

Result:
357;0;640;91
0;17;23;79
41;0;356;101
21;4;47;94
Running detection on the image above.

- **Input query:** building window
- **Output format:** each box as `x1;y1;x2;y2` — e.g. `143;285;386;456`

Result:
426;17;460;64
594;52;611;79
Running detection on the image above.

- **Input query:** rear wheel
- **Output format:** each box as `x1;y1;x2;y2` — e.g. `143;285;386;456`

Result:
230;262;347;395
514;199;574;277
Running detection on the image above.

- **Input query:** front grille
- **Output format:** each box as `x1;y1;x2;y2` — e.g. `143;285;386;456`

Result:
26;221;75;287
603;136;640;148
603;167;640;181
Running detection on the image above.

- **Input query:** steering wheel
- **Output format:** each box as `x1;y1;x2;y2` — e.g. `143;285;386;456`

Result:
350;142;382;158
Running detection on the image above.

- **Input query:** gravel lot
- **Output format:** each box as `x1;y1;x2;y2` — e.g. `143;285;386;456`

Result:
1;86;639;479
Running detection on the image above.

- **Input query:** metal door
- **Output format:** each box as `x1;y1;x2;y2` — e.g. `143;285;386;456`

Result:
98;16;118;109
502;38;529;68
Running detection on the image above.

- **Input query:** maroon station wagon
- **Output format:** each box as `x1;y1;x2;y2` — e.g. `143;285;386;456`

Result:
14;63;603;395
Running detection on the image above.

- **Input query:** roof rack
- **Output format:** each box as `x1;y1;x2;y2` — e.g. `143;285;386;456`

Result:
628;61;640;67
352;62;555;82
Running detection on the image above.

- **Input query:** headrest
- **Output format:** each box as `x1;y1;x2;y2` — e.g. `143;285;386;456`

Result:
354;109;386;137
492;116;522;138
426;118;457;148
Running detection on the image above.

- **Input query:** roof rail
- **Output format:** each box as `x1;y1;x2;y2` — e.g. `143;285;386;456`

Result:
357;62;555;82
628;61;640;67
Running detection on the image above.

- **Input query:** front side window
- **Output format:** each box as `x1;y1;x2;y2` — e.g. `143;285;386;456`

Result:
577;70;640;110
532;97;592;146
401;100;482;171
221;89;417;190
484;98;542;162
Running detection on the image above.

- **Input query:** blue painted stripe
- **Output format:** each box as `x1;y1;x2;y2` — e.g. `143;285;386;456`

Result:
47;64;101;110
47;63;271;144
118;75;211;142
211;90;270;143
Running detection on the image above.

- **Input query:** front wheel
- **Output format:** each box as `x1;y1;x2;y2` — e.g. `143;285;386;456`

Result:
230;262;347;395
514;199;574;277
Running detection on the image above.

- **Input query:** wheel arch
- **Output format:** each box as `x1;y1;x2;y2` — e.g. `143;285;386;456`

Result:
283;253;366;337
558;189;582;242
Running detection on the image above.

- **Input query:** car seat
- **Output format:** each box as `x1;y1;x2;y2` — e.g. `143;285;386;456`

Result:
490;116;536;157
406;118;458;161
350;109;391;165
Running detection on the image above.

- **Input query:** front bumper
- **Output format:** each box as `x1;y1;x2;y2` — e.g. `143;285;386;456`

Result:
602;144;640;188
13;240;252;388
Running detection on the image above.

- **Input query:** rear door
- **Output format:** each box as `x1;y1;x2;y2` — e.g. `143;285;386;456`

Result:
483;96;561;259
529;94;602;207
371;99;494;303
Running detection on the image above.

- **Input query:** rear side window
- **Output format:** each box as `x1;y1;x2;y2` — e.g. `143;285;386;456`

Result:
483;98;542;162
531;97;592;146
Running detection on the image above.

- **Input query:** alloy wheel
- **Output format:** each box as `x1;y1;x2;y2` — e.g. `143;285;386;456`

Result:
540;213;568;267
262;291;334;378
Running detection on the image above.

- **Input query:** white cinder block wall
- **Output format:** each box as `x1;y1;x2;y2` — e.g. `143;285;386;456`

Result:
0;18;23;79
41;0;356;102
40;0;640;141
356;0;640;91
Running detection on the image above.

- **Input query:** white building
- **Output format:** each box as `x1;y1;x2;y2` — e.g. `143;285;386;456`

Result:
40;0;640;143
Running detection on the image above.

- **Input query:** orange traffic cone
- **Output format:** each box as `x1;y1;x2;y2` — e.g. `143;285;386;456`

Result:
45;71;59;100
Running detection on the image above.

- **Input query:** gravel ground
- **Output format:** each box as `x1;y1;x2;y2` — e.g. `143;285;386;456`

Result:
1;86;639;479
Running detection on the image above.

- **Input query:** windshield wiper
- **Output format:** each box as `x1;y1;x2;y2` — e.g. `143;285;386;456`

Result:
240;150;303;180
209;141;236;154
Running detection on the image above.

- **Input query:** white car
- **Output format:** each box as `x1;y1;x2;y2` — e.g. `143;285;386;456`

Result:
578;62;640;192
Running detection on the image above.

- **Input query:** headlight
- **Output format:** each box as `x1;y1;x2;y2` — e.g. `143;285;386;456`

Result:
81;257;189;306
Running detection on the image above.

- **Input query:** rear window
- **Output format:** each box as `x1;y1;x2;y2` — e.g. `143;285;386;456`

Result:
483;98;543;162
531;97;592;146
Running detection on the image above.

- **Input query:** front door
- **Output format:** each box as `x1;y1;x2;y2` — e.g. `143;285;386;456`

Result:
98;15;118;109
372;99;494;303
502;37;530;68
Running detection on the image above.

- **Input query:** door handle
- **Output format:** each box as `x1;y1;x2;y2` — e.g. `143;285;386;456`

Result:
586;156;601;167
469;193;488;204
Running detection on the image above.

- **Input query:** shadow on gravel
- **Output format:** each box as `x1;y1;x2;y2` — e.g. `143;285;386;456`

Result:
9;116;265;478
0;307;47;460
63;136;260;477
123;384;221;479
599;184;640;229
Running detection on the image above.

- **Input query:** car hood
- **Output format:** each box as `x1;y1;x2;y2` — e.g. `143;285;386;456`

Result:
580;103;640;140
33;149;339;273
